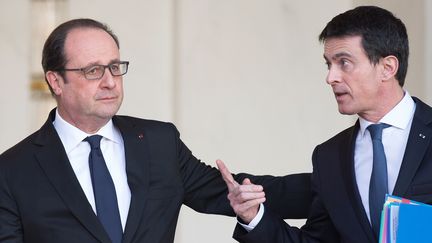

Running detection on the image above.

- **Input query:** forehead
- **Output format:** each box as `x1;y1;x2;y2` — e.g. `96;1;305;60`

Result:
64;27;120;65
323;36;366;60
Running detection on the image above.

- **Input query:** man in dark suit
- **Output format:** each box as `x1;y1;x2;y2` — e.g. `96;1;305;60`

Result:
0;19;312;242
218;6;432;243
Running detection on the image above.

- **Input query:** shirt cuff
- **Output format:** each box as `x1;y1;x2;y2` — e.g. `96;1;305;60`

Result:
237;203;265;232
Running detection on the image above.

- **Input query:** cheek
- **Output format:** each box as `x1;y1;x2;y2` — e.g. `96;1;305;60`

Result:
345;71;374;95
352;82;378;105
65;84;95;104
116;80;124;91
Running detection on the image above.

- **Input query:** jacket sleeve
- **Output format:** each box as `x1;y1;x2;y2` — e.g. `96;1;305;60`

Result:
232;147;340;243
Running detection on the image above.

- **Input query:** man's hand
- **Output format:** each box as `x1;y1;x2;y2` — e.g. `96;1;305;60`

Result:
216;159;266;224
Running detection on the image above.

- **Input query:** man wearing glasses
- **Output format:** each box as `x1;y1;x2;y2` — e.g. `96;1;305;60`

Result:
0;19;311;243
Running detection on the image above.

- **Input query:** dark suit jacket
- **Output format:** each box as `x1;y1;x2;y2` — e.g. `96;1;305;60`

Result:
0;109;312;243
233;97;432;243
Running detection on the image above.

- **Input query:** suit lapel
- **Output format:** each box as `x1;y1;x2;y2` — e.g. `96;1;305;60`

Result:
34;110;111;243
393;98;432;196
340;123;376;242
113;116;151;243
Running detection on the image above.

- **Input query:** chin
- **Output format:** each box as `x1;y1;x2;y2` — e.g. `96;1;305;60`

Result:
338;107;356;115
97;108;120;119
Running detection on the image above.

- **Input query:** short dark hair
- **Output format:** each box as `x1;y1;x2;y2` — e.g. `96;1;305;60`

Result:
319;6;409;86
41;18;120;94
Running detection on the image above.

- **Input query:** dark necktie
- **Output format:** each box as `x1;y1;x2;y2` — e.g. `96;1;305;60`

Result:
367;123;390;238
85;135;123;243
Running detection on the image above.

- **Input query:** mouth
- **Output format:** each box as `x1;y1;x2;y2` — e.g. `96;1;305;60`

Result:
97;96;118;102
333;91;349;102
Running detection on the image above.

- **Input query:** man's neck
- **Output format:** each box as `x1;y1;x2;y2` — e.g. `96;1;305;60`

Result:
57;108;111;134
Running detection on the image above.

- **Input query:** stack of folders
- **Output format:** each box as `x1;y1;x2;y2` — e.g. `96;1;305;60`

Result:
379;194;432;243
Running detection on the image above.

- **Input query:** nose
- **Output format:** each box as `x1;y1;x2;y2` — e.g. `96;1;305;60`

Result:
99;68;117;89
326;67;341;85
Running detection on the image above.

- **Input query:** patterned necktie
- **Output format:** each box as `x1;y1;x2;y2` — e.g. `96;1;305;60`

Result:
367;123;390;238
85;135;123;243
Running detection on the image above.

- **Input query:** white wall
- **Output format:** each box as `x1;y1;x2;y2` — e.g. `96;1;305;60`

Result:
0;1;430;242
0;0;31;151
425;0;432;105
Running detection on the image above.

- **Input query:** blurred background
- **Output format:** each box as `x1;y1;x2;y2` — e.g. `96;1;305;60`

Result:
1;0;431;242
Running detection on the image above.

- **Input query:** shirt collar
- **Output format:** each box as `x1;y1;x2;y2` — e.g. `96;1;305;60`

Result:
52;109;122;154
358;91;416;137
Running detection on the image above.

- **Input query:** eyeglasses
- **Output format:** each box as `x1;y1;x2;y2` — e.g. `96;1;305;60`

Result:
59;61;129;80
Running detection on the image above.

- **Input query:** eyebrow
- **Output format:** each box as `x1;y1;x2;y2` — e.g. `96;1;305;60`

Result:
83;59;121;67
323;52;353;62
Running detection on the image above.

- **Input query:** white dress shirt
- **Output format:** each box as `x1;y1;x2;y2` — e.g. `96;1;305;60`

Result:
242;91;416;231
53;110;131;230
355;91;415;223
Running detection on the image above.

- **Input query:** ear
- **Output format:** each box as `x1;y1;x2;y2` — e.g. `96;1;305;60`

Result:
45;71;63;95
381;55;399;81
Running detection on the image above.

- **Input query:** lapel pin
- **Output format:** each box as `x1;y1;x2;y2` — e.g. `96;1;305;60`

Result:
419;133;426;139
138;133;144;139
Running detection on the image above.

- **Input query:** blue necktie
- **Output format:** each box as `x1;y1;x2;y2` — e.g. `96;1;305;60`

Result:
85;135;123;243
367;123;390;238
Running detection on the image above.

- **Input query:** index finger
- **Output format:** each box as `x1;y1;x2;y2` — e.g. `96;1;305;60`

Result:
216;159;239;189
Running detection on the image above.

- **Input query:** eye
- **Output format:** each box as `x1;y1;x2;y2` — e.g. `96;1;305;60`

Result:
85;65;102;75
110;63;120;72
339;59;352;71
340;59;346;66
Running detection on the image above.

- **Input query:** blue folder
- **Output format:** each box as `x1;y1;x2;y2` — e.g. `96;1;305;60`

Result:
396;203;432;243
